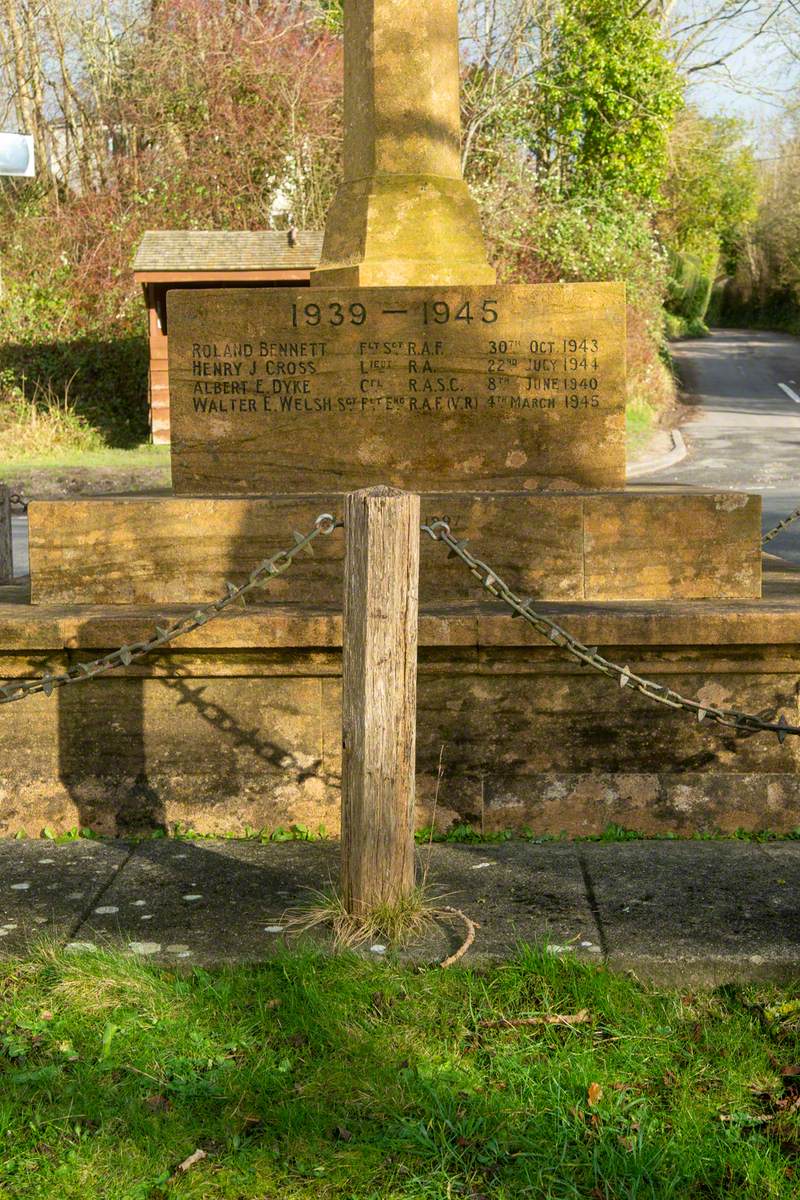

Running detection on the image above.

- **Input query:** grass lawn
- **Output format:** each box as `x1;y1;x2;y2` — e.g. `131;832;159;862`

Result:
1;945;799;1198
624;397;658;457
0;444;170;477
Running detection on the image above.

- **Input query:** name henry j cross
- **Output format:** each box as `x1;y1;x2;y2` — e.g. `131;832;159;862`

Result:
167;0;626;496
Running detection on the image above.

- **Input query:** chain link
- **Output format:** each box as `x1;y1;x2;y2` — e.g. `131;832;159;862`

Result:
423;518;800;745
0;513;339;706
8;492;28;515
762;505;800;547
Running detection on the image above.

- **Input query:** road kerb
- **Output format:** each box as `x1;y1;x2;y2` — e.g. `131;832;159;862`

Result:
626;428;687;481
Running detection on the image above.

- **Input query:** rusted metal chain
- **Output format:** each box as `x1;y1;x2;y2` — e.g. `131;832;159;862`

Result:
762;505;800;547
423;518;800;744
0;513;339;705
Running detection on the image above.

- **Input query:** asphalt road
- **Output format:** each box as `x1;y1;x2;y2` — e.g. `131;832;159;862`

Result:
10;516;28;578
636;329;800;564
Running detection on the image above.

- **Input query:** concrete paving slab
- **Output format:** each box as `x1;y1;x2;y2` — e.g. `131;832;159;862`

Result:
580;841;800;986
73;839;341;964
421;841;601;961
70;840;599;967
760;841;800;864
0;839;133;954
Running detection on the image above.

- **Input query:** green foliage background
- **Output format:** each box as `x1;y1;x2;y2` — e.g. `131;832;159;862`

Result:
0;0;764;453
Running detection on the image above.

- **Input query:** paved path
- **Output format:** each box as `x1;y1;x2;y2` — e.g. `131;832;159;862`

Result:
636;329;800;562
1;838;798;986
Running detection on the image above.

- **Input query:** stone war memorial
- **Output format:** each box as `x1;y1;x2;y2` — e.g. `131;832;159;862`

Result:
2;0;799;860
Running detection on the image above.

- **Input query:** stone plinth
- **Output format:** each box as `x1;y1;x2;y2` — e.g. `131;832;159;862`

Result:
27;491;761;606
0;560;799;837
168;283;627;493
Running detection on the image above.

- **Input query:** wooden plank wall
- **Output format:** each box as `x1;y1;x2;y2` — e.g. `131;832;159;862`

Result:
147;286;170;444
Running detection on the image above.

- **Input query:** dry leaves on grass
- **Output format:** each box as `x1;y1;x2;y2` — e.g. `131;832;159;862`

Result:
175;1148;207;1174
479;1009;590;1030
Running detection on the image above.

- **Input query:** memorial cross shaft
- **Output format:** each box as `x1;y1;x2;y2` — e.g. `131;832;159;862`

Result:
311;0;495;287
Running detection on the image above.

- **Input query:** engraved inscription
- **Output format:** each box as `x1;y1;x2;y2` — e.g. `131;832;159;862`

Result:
168;283;626;494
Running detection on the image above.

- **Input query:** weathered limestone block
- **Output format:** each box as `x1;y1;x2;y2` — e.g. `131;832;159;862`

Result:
0;582;799;837
167;283;627;493
583;492;761;600
28;490;761;606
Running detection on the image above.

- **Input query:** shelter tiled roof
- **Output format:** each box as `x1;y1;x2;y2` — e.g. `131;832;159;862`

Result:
133;230;324;272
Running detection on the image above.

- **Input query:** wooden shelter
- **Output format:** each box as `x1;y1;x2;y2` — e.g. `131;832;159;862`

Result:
133;230;324;443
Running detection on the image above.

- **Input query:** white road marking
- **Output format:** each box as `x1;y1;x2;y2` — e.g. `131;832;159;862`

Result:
778;382;800;404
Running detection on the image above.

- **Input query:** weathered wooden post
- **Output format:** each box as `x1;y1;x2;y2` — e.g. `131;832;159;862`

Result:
341;486;420;915
0;486;12;585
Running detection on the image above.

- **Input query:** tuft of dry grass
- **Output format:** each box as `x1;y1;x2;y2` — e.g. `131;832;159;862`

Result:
0;373;105;458
40;944;167;1018
284;885;448;950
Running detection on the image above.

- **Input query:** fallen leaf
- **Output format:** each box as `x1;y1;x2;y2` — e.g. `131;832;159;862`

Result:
175;1148;207;1173
145;1094;171;1113
333;1125;352;1142
587;1082;603;1106
265;999;281;1010
719;1111;774;1126
479;1009;590;1029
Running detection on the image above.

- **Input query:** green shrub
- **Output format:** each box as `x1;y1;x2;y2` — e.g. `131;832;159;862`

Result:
663;311;686;340
665;249;714;323
0;275;149;449
0;370;106;458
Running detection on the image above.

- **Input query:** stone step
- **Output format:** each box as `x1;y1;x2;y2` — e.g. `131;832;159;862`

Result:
27;490;761;606
0;586;797;839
